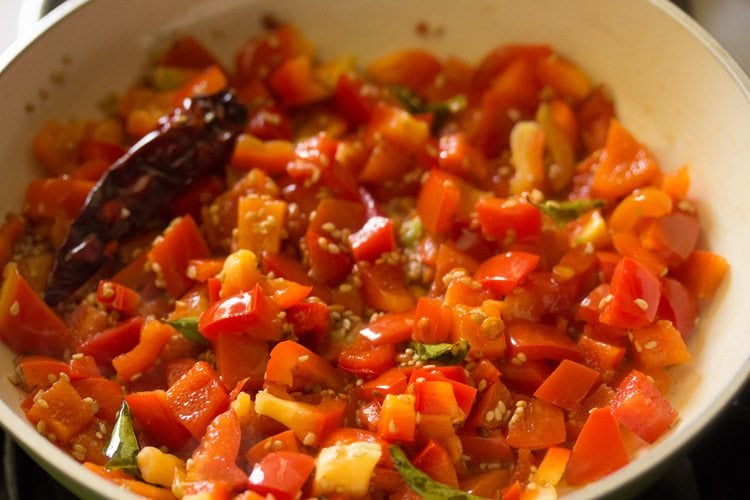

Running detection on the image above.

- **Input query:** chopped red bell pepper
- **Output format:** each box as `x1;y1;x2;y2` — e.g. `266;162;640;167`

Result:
126;389;192;451
348;216;396;262
198;284;284;340
474;251;540;296
611;369;677;444
248;451;315;500
166;361;230;440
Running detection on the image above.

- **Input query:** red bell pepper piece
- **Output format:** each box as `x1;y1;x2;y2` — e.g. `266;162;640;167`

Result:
566;406;629;485
671;250;729;301
592;120;660;199
417;170;461;235
166;361;230;440
533;359;600;410
269;55;329;107
95;280;141;316
358;261;415;313
358;367;409;401
359;311;415;346
0;263;72;357
378;393;416;442
348;216;396;262
198;284;284;340
245;429;300;465
630;320;691;369
79;316;144;370
147;214;210;298
475;197;542;242
334;72;378;128
474;251;540;296
0;214;26;271
126;389;192;452
599;257;661;330
248;451;316;500
25;379;95;445
261;278;312;310
505;397;565;450
71;377;124;423
412;439;460;488
266;340;346;391
286;300;330;339
111;319;175;383
24;178;94;219
505;319;581;362
215;333;269;391
412;297;453;344
657;277;698;338
68;354;101;381
611;369;677;444
231;134;295;175
338;334;396;377
187;409;247;491
17;355;71;390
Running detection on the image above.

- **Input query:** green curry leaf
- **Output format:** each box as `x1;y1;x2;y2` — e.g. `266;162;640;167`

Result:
105;401;140;475
530;198;604;224
390;446;485;500
412;339;470;365
166;317;209;344
390;86;467;133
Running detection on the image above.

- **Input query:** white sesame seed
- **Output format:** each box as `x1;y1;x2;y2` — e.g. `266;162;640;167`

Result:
298;355;310;363
388;420;397;434
36;398;49;409
634;298;649;311
644;340;658;350
303;432;316;446
9;301;20;316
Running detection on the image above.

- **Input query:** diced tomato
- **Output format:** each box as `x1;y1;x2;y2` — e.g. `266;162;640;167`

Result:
611;369;677;443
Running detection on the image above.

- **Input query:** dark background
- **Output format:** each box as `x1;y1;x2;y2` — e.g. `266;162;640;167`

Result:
1;0;748;498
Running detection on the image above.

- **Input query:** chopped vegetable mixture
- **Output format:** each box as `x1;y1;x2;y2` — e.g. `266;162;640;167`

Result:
0;22;728;500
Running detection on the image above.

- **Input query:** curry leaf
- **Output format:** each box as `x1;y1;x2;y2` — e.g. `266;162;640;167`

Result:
412;339;470;365
390;446;484;500
105;401;140;475
390;86;467;133
531;198;604;224
166;317;209;344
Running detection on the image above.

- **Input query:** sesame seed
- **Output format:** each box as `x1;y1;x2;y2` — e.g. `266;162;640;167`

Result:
485;411;495;422
634;298;649;311
59;372;70;383
46;433;56;442
36;421;46;433
36;398;49;409
477;379;487;392
9;301;19;316
644;340;658;350
303;432;316;446
598;294;614;309
552;265;575;281
634;341;643;352
47;374;58;384
71;353;84;360
72;443;87;454
298;355;310;363
186;266;197;279
388;420;397;434
72;451;86;461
